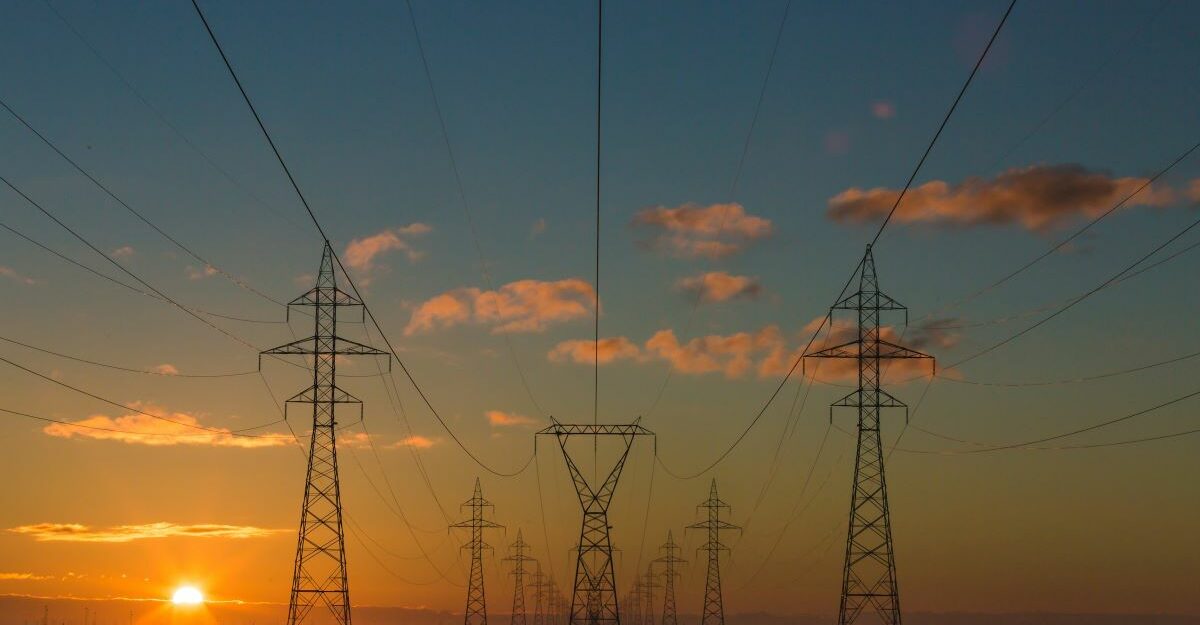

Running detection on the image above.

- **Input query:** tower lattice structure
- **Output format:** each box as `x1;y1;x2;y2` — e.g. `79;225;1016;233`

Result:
686;480;741;625
263;243;389;625
537;421;654;625
652;532;685;625
505;530;537;625
530;563;549;625
804;244;933;625
638;568;660;625
451;478;505;625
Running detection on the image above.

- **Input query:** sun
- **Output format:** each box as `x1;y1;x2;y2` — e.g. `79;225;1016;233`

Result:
171;585;204;606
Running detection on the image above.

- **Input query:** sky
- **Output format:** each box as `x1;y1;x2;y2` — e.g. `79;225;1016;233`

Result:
1;0;1199;620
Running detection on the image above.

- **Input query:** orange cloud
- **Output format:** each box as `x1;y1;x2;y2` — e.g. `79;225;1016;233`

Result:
872;100;896;119
0;572;51;580
392;435;437;449
152;364;179;375
677;271;762;303
547;337;642;365
186;265;218;280
644;326;785;378
343;224;432;282
632;203;773;259
486;410;538;428
0;266;36;285
8;522;286;543
828;164;1176;232
405;278;596;335
41;404;290;449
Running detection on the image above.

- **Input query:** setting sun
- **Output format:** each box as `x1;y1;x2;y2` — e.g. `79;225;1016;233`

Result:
171;586;204;606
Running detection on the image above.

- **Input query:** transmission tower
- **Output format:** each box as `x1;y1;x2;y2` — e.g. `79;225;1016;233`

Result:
686;480;741;625
639;568;660;625
263;243;389;625
451;478;505;625
530;562;549;625
652;532;685;625
804;244;933;625
505;530;537;625
547;577;564;625
537;420;654;625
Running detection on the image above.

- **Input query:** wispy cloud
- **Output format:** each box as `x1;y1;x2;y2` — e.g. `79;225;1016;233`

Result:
631;203;773;259
392;435;437;449
0;266;36;286
8;522;287;543
110;245;136;258
185;265;217;280
547;337;642;365
41;404;290;449
485;410;538;428
871;100;896;119
828;164;1176;232
530;218;547;239
677;271;762;303
343;224;432;284
0;572;52;581
405;278;596;335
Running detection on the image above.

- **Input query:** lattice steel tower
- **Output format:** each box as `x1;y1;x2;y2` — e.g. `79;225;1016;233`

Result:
537;420;654;625
263;243;388;625
686;480;740;625
451;478;505;625
652;532;685;625
530;564;549;625
638;568;660;625
505;530;536;625
804;244;933;625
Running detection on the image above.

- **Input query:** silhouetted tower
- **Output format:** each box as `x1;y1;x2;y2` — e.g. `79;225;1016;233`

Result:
686;480;741;625
805;244;933;625
264;243;389;625
505;530;537;625
546;577;564;625
639;568;660;625
530;562;549;625
652;532;685;625
451;478;505;625
537;420;654;625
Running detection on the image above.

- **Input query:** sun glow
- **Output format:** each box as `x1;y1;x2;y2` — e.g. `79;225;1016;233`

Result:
171;585;204;605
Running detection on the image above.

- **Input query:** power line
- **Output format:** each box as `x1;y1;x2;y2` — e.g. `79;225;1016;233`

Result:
654;0;1016;479
38;0;314;239
0;95;285;308
891;386;1200;455
189;0;534;478
401;0;546;418
0;354;286;438
0;404;283;440
0;220;284;324
948;190;1200;370
0;334;257;378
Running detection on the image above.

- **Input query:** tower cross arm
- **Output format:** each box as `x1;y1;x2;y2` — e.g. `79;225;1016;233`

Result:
262;336;391;358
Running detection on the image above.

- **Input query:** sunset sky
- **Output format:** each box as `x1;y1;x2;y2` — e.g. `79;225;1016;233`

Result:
2;0;1199;620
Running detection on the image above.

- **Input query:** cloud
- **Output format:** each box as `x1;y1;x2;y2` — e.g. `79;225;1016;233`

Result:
872;101;896;119
530;218;547;238
41;404;290;449
677;271;762;303
547;318;952;383
343;224;432;282
186;265;217;280
486;410;538;428
828;164;1177;232
824;131;851;155
644;326;786;378
8;522;286;543
405;278;596;335
547;337;642;365
392;435;437;449
0;266;36;285
0;572;52;581
152;364;179;375
631;203;773;259
110;246;136;258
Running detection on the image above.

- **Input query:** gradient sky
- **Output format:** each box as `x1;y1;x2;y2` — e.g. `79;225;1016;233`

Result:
2;0;1199;619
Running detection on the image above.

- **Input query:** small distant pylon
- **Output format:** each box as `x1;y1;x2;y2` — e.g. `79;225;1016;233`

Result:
451;478;505;625
804;244;933;625
686;480;741;625
530;563;550;625
505;530;537;625
639;568;660;625
264;243;389;625
652;532;685;625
